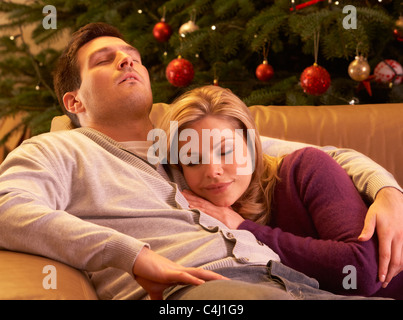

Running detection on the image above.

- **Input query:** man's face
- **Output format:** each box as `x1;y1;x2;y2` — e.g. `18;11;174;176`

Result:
74;36;153;126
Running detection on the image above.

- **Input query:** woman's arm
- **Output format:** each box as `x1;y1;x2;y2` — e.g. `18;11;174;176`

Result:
261;136;403;284
260;137;402;199
241;148;382;296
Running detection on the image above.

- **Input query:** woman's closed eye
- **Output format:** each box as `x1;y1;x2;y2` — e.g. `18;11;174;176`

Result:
180;153;201;167
221;146;234;156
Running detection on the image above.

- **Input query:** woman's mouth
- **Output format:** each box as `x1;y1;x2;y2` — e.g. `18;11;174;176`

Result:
204;182;232;193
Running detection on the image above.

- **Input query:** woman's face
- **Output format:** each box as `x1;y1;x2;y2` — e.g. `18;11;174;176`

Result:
178;116;253;207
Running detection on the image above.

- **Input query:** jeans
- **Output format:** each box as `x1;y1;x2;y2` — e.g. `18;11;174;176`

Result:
166;261;385;300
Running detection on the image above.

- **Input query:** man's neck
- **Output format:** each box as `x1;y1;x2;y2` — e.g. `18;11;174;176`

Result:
86;119;154;142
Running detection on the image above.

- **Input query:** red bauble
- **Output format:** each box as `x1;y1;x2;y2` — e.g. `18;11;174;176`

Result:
256;60;274;81
300;63;331;95
153;20;172;43
166;57;194;87
393;16;403;42
393;28;403;42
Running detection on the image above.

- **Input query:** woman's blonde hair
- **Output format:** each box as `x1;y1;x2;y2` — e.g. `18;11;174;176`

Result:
160;85;283;225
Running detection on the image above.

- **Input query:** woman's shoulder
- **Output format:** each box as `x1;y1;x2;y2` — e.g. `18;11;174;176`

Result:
280;147;347;182
283;147;331;165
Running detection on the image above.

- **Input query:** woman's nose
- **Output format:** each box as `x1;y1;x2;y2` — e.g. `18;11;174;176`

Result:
205;162;224;178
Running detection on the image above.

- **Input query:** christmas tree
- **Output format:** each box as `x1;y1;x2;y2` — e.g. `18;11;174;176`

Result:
0;0;402;147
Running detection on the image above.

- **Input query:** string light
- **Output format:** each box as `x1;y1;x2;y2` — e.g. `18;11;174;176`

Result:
349;98;359;105
9;34;21;41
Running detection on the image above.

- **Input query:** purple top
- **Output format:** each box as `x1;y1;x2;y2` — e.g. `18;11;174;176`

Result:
239;147;402;299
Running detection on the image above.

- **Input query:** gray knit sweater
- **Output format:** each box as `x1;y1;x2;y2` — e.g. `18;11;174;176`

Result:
0;128;281;299
0;128;401;299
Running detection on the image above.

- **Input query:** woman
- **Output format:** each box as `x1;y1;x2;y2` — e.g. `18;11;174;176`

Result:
159;85;402;299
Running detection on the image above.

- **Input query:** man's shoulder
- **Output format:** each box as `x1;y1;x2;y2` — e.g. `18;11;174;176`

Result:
21;129;86;147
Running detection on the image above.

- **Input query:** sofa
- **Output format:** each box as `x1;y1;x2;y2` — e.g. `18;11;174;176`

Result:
1;102;402;300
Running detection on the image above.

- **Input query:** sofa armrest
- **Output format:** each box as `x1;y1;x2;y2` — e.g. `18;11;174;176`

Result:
0;250;98;300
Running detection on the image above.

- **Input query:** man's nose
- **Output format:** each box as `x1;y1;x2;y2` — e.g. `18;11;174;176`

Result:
117;52;134;69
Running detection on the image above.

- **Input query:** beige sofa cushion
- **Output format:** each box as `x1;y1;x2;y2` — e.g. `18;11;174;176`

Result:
249;103;403;187
0;250;98;300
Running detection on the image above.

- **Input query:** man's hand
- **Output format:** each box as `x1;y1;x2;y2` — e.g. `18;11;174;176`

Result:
359;187;403;287
182;189;245;229
132;247;228;300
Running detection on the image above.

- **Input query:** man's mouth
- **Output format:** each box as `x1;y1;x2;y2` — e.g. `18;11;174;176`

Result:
122;77;136;82
119;73;139;84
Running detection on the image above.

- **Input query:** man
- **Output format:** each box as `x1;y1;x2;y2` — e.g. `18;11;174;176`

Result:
0;23;402;300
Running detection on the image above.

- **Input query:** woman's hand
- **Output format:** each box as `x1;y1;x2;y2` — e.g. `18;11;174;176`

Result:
182;189;245;229
359;187;403;287
133;247;228;300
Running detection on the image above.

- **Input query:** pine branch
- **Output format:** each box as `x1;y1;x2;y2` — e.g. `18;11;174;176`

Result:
18;25;57;100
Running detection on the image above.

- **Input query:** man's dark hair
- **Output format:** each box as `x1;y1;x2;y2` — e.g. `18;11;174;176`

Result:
53;23;125;128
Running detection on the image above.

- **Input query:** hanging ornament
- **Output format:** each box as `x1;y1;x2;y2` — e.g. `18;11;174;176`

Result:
256;43;274;81
179;21;199;37
374;59;403;86
349;44;372;95
179;10;199;37
393;16;403;42
300;63;331;95
300;31;331;95
166;56;194;87
256;60;274;81
348;55;371;82
153;8;172;43
153;19;173;43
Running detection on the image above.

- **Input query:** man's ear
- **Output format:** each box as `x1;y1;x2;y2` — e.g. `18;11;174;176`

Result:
63;91;85;114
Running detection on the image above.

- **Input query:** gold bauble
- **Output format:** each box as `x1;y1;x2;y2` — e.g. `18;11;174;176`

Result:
348;55;371;82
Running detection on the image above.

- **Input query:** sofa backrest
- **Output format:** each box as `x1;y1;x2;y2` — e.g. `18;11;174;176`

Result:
150;102;403;187
51;102;403;187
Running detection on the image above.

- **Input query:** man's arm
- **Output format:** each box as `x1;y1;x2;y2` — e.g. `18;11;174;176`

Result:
320;146;402;200
0;141;145;275
0;139;229;300
359;187;403;287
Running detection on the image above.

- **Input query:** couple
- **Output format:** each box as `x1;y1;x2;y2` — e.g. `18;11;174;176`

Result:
0;22;402;300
